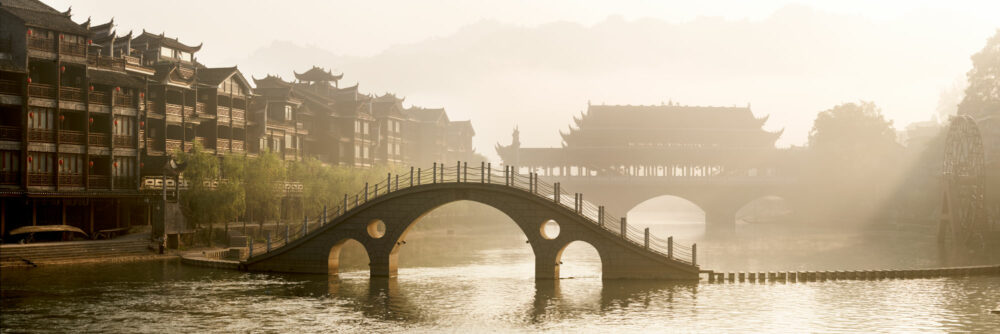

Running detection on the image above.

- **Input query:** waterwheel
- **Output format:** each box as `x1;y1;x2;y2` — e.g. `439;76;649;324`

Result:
940;115;987;253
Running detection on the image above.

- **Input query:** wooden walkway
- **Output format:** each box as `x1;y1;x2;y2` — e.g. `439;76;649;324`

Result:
700;264;1000;283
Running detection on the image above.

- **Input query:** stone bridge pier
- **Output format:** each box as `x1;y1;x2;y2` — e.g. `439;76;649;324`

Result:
243;183;699;280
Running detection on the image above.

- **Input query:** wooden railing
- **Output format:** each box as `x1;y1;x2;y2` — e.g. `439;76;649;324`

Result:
166;139;182;152
231;140;244;152
113;135;134;148
89;91;109;105
165;103;183;116
216;139;230;151
28;129;55;142
183;105;195;117
27;83;56;98
59;42;86;57
0;80;20;95
29;173;53;186
147;103;162;115
0;126;21;141
87;54;125;71
194;136;207;148
59;86;83;102
88;132;110;146
27;38;55;52
58;130;86;144
114;176;136;189
89;175;111;189
231;108;245;121
196;102;206;114
217;108;230;118
58;174;84;186
114;94;133;107
0;171;18;185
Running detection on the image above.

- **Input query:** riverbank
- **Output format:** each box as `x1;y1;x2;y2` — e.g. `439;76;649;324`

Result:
0;232;175;269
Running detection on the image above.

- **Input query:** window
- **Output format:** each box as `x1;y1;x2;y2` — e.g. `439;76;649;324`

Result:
354;120;360;133
395;121;400;133
113;116;133;135
394;143;400;155
354;144;360;158
114;157;134;176
1;151;20;173
284;105;293;121
363;146;369;159
28;108;54;129
58;154;82;175
285;134;293;148
160;47;174;59
363;122;369;135
27;152;54;173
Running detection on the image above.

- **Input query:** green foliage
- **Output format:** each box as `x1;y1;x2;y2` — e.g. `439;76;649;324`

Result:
175;142;245;246
245;151;285;226
957;29;1000;118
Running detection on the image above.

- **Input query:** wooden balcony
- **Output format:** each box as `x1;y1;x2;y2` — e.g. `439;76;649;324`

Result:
29;173;53;186
58;174;84;187
88;132;110;146
147;103;163;115
28;129;55;143
27;83;56;98
0;80;20;95
183;105;195;117
87;54;125;72
165;103;183;116
0;171;18;185
59;86;83;102
216;138;230;151
166;139;182;152
217;108;230;118
27;37;55;53
231;140;244;152
88;175;110;189
113;135;134;148
88;90;109;105
231;108;245;121
124;55;141;66
113;94;133;107
58;130;86;144
59;42;87;58
114;176;136;189
0;126;21;141
196;102;206;114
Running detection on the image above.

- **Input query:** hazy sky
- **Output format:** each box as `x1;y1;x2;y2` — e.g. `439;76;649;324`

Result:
46;0;1000;157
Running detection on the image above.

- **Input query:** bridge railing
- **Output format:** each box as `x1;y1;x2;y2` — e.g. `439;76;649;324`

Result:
246;161;696;266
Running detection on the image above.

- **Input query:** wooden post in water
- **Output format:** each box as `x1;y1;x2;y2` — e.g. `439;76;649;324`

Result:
739;272;745;282
749;272;756;282
728;272;735;282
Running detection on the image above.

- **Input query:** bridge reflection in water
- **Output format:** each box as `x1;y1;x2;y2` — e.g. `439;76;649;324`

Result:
243;162;700;280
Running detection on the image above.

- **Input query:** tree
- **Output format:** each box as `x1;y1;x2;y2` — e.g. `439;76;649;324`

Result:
176;143;223;246
806;101;902;222
957;29;1000;119
218;154;247;243
245;151;285;236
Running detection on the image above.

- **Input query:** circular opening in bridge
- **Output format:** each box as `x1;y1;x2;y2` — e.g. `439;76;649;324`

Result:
367;219;386;239
540;219;560;240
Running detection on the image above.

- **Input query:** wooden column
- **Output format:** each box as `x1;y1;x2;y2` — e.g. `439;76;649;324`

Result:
89;200;94;236
1;199;5;238
61;200;66;225
31;199;36;226
115;199;120;228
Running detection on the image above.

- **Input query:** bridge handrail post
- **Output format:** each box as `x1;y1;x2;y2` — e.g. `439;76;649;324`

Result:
303;215;307;238
248;239;253;257
692;243;697;266
387;173;391;192
441;162;445;183
364;183;369;202
574;193;579;213
528;173;533;193
480;161;485;183
285;224;290;244
433;163;437;184
457;161;461;183
644;228;649;249
579;193;584;214
323;206;327;226
266;233;271;253
395;175;399;191
668;236;673;259
410;167;414;187
598;206;604;227
355;194;359;208
620;217;627;238
504;165;509;186
487;163;492;184
463;162;467;183
417;168;421;185
554;183;560;204
374;184;379;198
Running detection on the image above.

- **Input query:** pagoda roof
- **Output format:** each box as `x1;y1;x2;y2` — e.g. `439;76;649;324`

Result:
196;66;251;89
88;67;145;87
406;107;449;123
449;120;476;136
133;31;202;52
152;64;195;86
294;66;343;82
253;74;292;88
1;0;90;35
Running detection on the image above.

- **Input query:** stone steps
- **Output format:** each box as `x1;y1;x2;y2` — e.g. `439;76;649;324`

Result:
0;239;153;266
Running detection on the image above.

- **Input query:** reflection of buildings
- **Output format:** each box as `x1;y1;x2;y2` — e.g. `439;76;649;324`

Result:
0;0;478;242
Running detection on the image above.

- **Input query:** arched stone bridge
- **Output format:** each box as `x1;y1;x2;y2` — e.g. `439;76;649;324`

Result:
242;163;700;280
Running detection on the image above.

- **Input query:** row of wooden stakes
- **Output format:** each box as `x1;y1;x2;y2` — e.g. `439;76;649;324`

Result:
702;265;1000;283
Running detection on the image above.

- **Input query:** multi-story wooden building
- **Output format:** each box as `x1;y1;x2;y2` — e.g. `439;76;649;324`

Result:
372;93;406;165
0;0;148;240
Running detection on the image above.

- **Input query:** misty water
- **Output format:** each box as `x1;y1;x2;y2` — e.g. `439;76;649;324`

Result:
3;201;999;332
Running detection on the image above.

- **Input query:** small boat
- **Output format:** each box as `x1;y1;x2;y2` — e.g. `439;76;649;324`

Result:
9;225;88;242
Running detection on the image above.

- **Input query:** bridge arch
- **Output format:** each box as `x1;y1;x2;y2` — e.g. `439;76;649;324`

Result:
243;182;699;280
556;240;604;279
734;195;794;226
328;238;369;276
